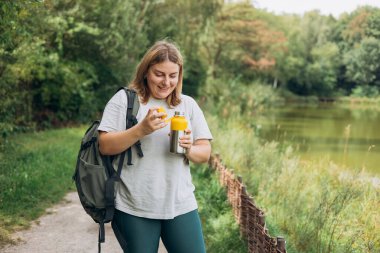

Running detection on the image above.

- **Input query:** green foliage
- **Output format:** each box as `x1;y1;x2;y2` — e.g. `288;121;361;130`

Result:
332;7;380;95
273;6;380;97
351;85;380;98
366;10;380;39
281;11;341;96
344;37;380;87
199;3;287;82
0;1;44;140
2;1;380;142
0;0;160;151
306;42;340;95
38;0;152;116
145;0;220;97
201;78;282;118
0;0;223;140
193;164;248;253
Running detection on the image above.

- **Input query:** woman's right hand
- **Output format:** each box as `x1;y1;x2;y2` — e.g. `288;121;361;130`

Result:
139;107;168;135
99;107;167;155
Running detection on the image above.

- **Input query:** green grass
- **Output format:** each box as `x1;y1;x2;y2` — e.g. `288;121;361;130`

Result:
0;127;84;246
193;164;248;253
0;127;248;252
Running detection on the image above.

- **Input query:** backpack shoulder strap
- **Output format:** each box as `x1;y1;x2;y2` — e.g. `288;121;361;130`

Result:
117;87;144;167
124;88;138;128
128;88;140;120
116;87;139;122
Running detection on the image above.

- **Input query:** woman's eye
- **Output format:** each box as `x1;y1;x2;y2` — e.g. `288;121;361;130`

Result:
154;72;176;78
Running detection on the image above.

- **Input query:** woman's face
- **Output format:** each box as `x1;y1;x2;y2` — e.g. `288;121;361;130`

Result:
146;60;180;100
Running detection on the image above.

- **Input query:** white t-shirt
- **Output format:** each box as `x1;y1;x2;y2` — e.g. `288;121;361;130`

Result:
98;90;213;219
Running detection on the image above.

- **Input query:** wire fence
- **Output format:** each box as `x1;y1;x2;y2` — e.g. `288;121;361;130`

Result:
209;154;287;253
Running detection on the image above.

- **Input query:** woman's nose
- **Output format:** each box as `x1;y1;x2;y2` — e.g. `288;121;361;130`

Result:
163;76;170;86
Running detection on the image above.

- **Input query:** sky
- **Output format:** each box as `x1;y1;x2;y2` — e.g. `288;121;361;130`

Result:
254;0;380;17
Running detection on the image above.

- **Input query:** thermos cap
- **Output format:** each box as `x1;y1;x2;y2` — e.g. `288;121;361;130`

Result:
171;111;187;131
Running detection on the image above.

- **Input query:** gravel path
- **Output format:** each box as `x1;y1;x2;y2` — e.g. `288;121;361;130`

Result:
1;192;167;253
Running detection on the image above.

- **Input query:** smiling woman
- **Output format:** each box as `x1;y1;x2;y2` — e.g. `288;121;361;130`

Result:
97;40;213;253
146;61;180;100
130;41;184;106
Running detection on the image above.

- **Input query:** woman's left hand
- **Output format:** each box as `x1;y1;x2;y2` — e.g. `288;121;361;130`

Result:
179;129;192;153
179;129;211;164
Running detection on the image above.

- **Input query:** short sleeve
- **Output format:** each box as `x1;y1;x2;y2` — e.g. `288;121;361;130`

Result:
188;97;213;141
98;90;128;132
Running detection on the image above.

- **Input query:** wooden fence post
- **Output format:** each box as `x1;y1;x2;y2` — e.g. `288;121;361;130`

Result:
277;236;286;253
239;186;246;227
258;212;266;228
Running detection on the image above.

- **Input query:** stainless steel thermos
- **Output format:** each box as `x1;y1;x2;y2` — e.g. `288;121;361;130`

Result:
169;111;188;154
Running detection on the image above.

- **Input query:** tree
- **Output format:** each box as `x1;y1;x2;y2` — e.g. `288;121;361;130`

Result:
366;8;380;39
44;0;152;104
0;0;46;136
145;0;221;97
281;11;340;96
333;6;380;94
200;3;286;83
1;0;154;132
344;37;380;88
306;42;340;95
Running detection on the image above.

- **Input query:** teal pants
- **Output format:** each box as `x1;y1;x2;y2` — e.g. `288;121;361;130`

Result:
112;209;206;253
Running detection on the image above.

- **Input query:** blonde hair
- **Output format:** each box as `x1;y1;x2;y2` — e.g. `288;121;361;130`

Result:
129;40;183;107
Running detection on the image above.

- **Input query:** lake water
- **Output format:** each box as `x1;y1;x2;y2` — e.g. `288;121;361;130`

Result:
254;103;380;174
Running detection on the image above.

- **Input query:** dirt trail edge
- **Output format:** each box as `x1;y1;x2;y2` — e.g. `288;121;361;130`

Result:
1;192;167;253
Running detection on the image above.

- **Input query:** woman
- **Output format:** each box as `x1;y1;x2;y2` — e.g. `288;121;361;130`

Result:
98;40;212;253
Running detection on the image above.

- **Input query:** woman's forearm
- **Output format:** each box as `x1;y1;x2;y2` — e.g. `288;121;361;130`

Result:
99;107;168;155
98;124;145;155
185;140;211;164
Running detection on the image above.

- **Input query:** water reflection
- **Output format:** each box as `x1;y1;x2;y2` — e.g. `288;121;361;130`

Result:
254;104;380;174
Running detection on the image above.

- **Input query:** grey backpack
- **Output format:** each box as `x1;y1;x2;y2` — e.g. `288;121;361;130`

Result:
72;88;143;252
